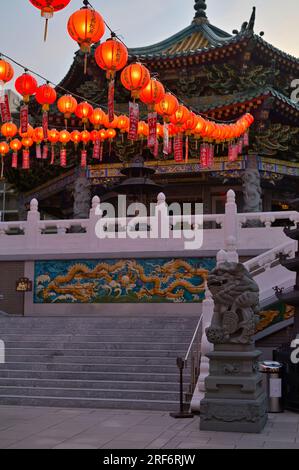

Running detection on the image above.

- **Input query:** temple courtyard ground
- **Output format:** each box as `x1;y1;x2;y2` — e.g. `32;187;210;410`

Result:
0;406;298;449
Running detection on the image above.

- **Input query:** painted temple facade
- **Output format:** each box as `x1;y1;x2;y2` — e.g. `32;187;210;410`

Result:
3;0;299;220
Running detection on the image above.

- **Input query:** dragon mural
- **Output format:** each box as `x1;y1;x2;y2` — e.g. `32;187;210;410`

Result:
34;258;215;304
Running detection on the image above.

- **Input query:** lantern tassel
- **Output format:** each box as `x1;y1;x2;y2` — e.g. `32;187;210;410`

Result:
84;54;88;75
44;19;49;43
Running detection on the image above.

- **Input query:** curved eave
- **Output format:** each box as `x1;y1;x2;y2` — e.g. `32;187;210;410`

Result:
128;21;232;57
201;86;299;122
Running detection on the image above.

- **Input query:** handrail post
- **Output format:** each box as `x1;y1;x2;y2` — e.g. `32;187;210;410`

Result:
224;190;239;262
170;357;194;419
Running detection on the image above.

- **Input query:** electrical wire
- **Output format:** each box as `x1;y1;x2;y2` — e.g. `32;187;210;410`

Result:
0;0;248;125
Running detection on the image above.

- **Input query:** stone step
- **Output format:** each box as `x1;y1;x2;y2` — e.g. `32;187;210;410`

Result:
0;377;183;392
0;369;180;383
3;341;189;351
0;386;179;401
0;362;179;373
0;333;194;342
4;347;184;358
0;395;179;411
5;353;179;365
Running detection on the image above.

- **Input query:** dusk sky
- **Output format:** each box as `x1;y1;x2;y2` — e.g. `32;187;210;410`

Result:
1;0;298;85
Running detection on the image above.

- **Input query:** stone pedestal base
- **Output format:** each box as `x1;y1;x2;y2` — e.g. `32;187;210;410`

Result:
200;345;268;433
200;395;267;433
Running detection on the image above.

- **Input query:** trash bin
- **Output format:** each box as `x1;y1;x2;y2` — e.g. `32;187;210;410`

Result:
259;361;284;413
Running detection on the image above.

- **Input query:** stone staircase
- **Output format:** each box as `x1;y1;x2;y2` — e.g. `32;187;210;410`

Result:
0;315;198;411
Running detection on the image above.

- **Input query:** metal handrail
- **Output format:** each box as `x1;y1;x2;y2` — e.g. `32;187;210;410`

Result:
184;314;203;402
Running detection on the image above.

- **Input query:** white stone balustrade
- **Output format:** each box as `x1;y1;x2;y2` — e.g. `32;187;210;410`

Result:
0;190;297;260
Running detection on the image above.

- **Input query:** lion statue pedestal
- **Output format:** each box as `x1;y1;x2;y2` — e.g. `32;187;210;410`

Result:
200;262;268;433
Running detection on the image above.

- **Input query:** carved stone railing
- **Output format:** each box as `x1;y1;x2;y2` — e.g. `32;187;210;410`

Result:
0;191;297;260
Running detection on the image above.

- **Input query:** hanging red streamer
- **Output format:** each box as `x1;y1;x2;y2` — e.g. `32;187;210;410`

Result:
42;112;49;140
81;150;87;168
0;94;11;123
108;80;115;123
22;149;30;170
174;134;183;162
42;145;48;160
128;102;139;141
60;148;67;167
147;112;157;148
12;153;18;169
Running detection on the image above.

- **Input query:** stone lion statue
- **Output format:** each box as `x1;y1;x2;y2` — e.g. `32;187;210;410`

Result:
206;262;260;345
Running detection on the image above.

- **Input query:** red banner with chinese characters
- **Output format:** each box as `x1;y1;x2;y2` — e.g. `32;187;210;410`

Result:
147;112;157;148
42;145;48;160
20;105;29;134
128;102;139;141
60;149;67;167
0;94;11;123
228;144;238;162
81;150;87;168
174;134;183;162
108;80;115;123
36;144;42;160
200;143;209;168
168;137;173;155
100;142;104;162
42;112;48;140
93;139;101;159
12;153;18;169
22;150;30;170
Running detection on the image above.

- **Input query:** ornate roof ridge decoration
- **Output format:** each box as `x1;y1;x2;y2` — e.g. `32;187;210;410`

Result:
193;0;208;23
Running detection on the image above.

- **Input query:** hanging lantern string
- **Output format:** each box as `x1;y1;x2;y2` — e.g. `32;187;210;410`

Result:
0;48;249;126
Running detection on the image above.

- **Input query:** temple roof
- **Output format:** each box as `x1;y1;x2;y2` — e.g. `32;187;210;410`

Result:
129;1;232;56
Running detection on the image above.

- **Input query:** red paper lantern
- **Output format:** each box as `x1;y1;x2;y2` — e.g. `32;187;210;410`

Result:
137;121;148;139
121;63;151;99
95;38;128;80
59;130;71;145
103;114;118;129
155;93;179;122
90;130;99;142
57;95;78;119
117;115;129;133
36;83;57;111
15;73;38;103
99;129;107;141
0;141;9;156
0;60;14;83
81;130;90;144
21;137;33;148
140;79;165;108
75;101;93;123
106;128;116;140
29;0;72;40
1;122;17;139
10;139;22;152
48;129;60;144
71;130;82;146
89;108;106;129
32;127;45;144
169;105;190;127
19;124;34;139
67;5;105;53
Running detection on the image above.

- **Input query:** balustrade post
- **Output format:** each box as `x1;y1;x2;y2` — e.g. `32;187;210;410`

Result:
154;193;169;239
191;285;215;412
224;190;239;262
25;199;40;250
88;196;102;249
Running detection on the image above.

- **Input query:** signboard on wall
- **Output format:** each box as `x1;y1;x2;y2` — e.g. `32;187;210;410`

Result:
16;278;32;293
